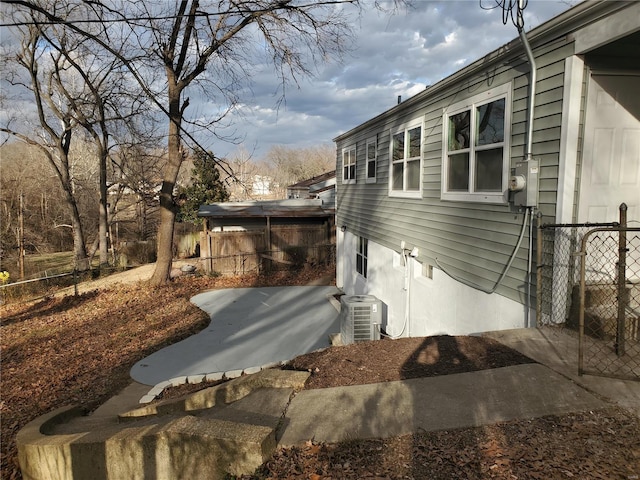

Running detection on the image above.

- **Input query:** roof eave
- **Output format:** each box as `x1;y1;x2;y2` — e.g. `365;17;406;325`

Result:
334;0;617;142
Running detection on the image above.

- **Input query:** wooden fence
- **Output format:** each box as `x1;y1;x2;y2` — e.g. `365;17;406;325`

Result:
200;224;335;275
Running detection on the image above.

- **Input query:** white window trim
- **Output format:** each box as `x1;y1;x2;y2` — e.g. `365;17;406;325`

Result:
388;119;423;199
441;82;512;204
342;145;356;184
365;136;377;184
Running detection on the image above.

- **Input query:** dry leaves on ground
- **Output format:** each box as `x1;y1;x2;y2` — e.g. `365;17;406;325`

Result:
253;407;640;479
2;265;639;480
285;334;535;388
0;266;331;480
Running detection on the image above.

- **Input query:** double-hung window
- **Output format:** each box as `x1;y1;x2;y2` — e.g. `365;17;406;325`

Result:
390;121;422;197
442;82;511;204
342;145;356;184
366;137;377;183
356;236;368;278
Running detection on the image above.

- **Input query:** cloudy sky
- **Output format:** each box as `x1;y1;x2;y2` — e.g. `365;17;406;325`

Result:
212;0;577;161
0;1;578;163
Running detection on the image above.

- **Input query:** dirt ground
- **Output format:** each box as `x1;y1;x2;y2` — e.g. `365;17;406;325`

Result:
252;406;640;479
253;338;640;479
2;266;639;479
165;335;640;480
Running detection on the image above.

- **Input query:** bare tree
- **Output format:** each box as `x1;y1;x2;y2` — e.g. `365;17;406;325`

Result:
1;21;92;269
4;0;403;284
132;1;355;285
263;144;335;198
0;142;70;272
110;144;166;243
3;2;160;268
32;13;153;266
226;145;259;201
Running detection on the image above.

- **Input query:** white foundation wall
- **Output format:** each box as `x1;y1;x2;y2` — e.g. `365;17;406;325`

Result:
337;232;532;337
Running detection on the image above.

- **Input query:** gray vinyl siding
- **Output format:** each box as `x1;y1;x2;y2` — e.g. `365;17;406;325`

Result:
337;34;575;305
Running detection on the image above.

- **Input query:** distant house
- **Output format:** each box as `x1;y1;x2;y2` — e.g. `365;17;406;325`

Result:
287;170;336;205
334;1;640;338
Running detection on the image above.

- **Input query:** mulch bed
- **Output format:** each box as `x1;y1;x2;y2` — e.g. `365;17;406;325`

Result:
285;335;536;389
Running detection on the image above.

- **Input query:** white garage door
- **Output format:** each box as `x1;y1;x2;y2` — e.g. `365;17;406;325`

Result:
578;74;640;223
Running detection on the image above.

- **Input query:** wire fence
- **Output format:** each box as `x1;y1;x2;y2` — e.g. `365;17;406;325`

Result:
537;204;639;380
1;245;337;305
0;270;89;305
537;223;618;329
577;226;640;380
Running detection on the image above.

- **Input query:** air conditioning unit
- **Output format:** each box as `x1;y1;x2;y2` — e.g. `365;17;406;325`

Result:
340;295;382;344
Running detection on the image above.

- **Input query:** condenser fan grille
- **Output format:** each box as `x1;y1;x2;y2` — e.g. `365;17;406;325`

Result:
340;295;382;344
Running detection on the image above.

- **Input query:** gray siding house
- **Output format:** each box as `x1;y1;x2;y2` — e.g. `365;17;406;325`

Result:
334;1;640;337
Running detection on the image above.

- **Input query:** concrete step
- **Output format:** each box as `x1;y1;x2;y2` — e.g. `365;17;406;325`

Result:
17;369;310;480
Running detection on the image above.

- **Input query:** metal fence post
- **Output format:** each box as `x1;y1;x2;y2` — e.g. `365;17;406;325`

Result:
536;212;543;327
616;203;628;356
578;232;588;376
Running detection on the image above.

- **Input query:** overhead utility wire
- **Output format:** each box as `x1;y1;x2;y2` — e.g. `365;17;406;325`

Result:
478;0;527;29
1;0;354;27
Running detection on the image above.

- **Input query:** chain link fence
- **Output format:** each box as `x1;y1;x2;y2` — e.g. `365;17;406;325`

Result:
537;223;618;329
537;205;639;380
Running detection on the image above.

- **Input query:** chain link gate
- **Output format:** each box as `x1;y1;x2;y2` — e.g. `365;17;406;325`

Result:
537;204;640;381
577;222;640;379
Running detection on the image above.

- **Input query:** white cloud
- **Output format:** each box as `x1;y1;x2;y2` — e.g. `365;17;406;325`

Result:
206;0;577;161
1;0;578;162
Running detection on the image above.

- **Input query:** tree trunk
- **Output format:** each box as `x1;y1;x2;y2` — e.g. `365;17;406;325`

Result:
58;153;90;271
149;82;183;285
67;187;89;271
150;191;177;284
99;150;109;266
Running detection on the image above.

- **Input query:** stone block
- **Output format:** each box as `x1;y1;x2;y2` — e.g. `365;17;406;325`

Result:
206;372;224;382
139;394;157;404
188;374;206;384
170;376;188;387
147;385;165;397
225;369;243;379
